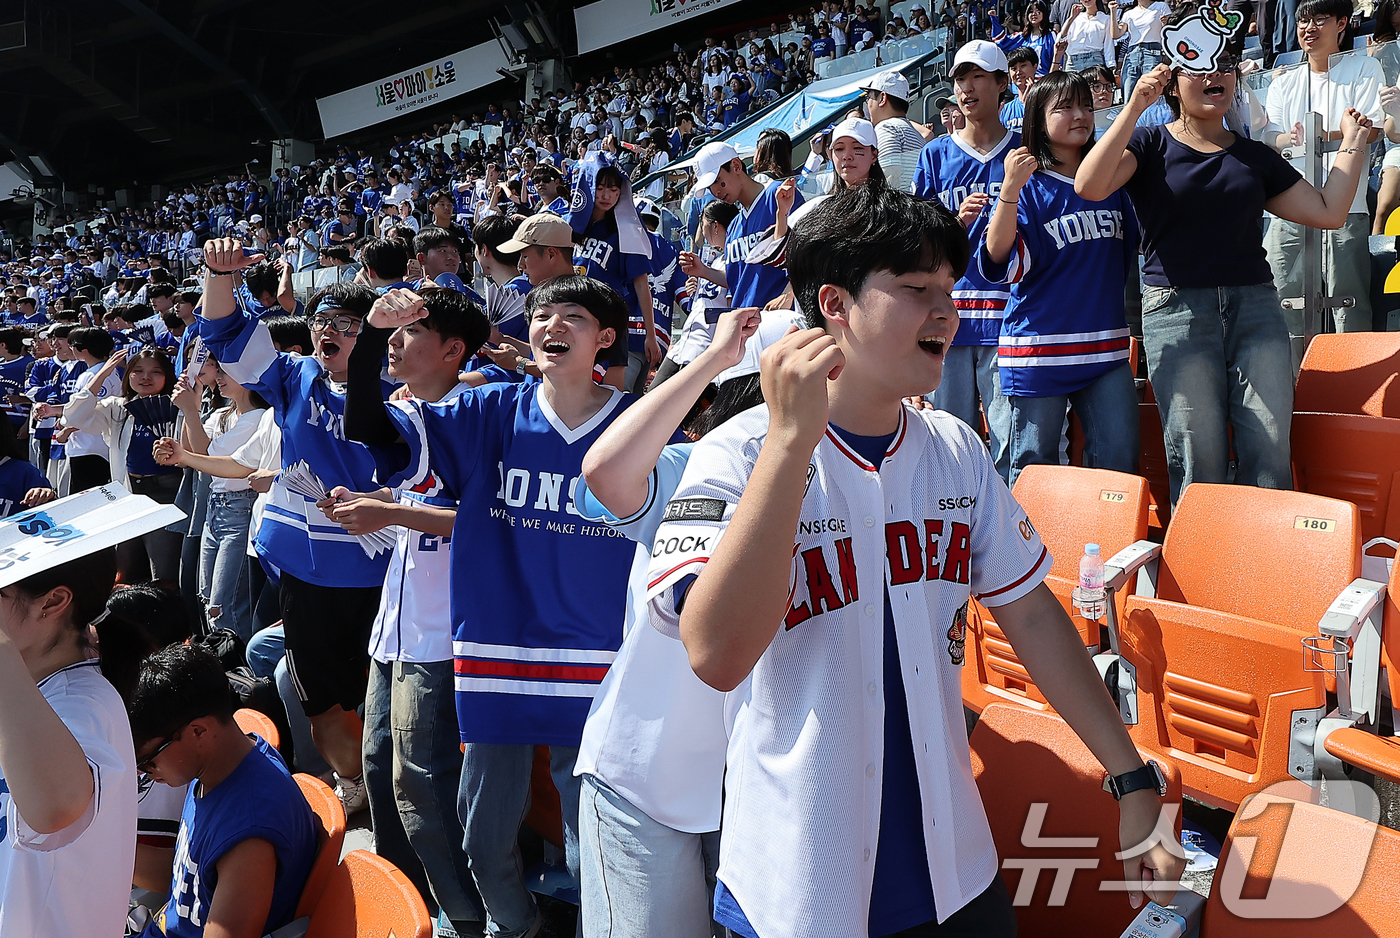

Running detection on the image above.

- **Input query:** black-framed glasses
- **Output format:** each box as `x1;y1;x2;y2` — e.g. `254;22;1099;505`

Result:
137;733;178;774
308;313;363;336
1297;14;1335;27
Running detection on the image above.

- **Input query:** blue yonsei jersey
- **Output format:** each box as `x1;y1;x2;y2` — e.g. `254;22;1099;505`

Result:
914;130;1021;347
200;309;393;587
574;220;650;329
978;170;1139;397
726;180;802;309
0;354;32;429
636;232;686;354
143;739;316;938
380;382;670;747
0;456;48;516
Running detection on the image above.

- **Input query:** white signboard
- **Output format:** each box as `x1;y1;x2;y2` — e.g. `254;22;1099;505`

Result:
0;484;186;589
315;41;512;140
574;0;747;54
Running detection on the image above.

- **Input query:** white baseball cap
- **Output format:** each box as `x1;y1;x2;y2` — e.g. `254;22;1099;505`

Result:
953;39;1008;75
694;141;741;189
860;69;912;102
830;117;878;148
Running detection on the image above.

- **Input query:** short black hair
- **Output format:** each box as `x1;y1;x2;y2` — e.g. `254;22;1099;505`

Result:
413;226;463;258
146;283;178;301
319;244;354;263
787;185;969;329
1023;71;1096;170
48;323;75;340
525;275;628;365
242;260;280;300
1296;0;1354;47
128;644;236;749
308;282;377;320
264;314;313;353
361;237;409;280
472;215;523;267
0;327;24;355
15;296;35;309
417;287;491;369
702;199;740;229
68;326;115;359
1007;46;1040;70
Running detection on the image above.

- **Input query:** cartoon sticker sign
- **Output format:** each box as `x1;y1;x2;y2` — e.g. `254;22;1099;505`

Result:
1161;0;1242;73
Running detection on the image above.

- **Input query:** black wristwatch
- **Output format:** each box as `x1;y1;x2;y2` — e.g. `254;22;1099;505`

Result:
1103;760;1167;800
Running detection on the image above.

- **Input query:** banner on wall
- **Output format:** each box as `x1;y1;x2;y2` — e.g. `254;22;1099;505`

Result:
574;0;746;54
315;41;511;139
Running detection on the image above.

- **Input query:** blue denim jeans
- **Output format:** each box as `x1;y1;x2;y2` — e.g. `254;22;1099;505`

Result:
1007;363;1139;488
1140;283;1294;506
365;659;484;930
458;742;583;938
931;343;1012;483
579;775;721;938
199;489;257;642
246;624;284;679
1121;43;1164;105
1069;50;1107;71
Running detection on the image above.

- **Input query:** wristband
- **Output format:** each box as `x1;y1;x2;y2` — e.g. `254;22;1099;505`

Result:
998;196;1019;204
205;270;234;277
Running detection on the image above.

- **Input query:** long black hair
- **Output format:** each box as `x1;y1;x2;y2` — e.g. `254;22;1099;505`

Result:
1022;71;1097;171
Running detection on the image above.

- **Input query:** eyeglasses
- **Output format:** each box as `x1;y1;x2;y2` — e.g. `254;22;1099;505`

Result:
309;313;363;336
1297;15;1336;27
137;733;178;774
1088;81;1113;92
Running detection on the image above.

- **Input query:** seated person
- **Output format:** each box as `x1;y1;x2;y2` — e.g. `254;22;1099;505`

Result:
130;644;316;938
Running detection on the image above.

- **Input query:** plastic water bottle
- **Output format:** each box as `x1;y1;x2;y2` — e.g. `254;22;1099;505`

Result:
1076;543;1106;620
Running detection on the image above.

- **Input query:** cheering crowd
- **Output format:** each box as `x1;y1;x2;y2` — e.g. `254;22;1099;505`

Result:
2;0;1399;935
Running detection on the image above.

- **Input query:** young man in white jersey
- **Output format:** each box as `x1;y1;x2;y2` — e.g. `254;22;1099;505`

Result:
318;286;492;935
646;185;1184;938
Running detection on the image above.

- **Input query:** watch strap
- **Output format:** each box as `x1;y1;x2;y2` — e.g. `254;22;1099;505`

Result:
1104;760;1166;800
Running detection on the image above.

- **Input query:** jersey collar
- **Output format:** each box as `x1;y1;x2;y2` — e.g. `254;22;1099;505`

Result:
950;129;1015;165
821;404;910;471
536;385;625;445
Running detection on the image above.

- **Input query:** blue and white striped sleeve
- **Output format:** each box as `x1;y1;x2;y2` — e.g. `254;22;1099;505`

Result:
197;310;287;410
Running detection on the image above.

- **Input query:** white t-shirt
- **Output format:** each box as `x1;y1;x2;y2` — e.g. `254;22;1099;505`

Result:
231;406;282;557
0;660;137;938
204;406;266;493
1064;10;1116;65
63;370;122;459
368;382;472;664
1120;2;1170;46
1264;53;1384;215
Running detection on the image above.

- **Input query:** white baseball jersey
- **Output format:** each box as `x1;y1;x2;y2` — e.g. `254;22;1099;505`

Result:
0;660;137;938
647;403;1051;938
367;381;472;664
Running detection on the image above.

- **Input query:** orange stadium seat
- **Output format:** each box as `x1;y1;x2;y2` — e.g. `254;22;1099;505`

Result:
1294;332;1400;417
1138;401;1172;535
970;703;1182;938
294;773;347;921
305;850;432;938
1199;786;1400;937
1118;485;1361;811
964;467;1149;714
1291;411;1400;548
234;707;280;751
